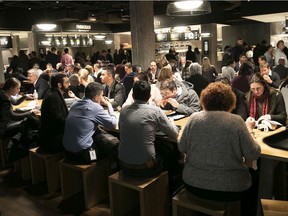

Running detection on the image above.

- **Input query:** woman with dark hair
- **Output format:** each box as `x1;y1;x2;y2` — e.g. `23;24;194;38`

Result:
232;61;254;93
179;82;260;214
246;73;287;125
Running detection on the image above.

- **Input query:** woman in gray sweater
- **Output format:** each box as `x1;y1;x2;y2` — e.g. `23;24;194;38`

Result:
179;82;261;202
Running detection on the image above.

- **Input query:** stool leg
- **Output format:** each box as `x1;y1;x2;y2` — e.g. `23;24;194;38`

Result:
45;156;61;193
140;174;169;216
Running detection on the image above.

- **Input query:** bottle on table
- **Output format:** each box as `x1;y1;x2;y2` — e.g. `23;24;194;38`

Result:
33;89;39;108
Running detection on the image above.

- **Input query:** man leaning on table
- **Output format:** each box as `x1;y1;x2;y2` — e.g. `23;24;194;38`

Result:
63;82;119;164
159;78;201;116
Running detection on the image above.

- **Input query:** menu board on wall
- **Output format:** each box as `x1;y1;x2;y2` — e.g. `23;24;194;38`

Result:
0;36;12;48
184;30;200;40
155;33;168;42
169;32;182;41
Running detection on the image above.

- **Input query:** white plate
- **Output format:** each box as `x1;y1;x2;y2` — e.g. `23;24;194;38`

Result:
16;107;32;112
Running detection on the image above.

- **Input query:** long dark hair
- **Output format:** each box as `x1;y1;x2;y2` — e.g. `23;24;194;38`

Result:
249;73;270;98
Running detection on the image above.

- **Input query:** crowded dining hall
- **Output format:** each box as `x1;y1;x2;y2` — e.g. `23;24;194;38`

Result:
1;1;288;215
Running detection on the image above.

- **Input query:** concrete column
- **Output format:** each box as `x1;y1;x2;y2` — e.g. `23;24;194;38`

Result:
27;32;37;53
0;46;4;85
12;35;20;56
201;23;217;66
129;1;155;69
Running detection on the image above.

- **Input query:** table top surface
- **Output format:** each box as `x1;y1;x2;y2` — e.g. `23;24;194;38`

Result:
14;100;288;161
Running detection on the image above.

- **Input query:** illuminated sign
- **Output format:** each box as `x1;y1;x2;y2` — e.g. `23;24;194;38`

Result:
0;36;12;48
76;25;91;30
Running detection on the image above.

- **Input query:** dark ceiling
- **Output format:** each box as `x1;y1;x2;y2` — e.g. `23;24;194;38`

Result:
0;1;288;32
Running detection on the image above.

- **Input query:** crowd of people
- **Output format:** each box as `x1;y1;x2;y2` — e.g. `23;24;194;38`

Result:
1;38;288;215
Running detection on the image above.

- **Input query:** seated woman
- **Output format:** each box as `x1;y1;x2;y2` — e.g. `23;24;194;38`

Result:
0;78;39;161
246;73;287;125
179;82;261;203
247;73;287;200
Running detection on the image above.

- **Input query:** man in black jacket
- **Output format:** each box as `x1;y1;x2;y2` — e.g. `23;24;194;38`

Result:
39;74;72;153
100;66;125;110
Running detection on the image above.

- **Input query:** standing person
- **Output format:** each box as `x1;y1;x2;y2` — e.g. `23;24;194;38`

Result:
232;61;254;94
264;45;274;69
100;66;125;109
61;48;74;68
119;80;179;177
121;62;136;99
274;40;288;66
106;49;113;63
235;53;248;73
63;82;119;164
202;57;218;82
194;47;202;65
179;82;261;215
221;59;236;81
186;45;196;62
222;45;232;67
39;74;72;153
231;37;245;62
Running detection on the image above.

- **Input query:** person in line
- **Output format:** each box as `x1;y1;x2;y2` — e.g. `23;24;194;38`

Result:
221;59;236;81
39;74;72;153
63;82;119;164
159;78;201;116
100;66;125;110
119;80;179;177
122;72;162;107
61;48;74;68
201;57;218;82
179;82;261;215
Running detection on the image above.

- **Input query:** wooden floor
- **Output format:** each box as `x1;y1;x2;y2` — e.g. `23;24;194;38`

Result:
0;167;111;216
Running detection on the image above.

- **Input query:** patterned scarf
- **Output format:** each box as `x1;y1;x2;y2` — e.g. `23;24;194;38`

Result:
249;94;268;120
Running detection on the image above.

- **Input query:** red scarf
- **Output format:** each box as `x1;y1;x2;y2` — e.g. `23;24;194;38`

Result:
249;94;268;120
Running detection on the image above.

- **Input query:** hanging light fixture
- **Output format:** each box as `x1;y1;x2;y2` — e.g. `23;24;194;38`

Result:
166;0;211;16
32;23;61;32
94;34;106;40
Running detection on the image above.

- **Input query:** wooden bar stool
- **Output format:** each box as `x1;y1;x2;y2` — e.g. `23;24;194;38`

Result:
109;171;169;216
59;158;113;209
29;147;64;193
261;199;288;216
172;188;240;216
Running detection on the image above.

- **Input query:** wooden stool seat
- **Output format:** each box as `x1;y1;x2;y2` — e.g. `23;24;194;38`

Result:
109;171;169;216
59;158;113;209
29;147;64;193
172;188;240;216
261;199;288;216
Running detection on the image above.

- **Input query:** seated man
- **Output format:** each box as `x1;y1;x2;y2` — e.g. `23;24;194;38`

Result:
260;62;281;88
63;82;119;164
159;78;201;115
26;68;49;99
100;66;125;110
119;80;179;177
39;74;71;153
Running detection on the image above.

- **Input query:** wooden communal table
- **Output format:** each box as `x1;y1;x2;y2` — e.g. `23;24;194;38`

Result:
13;99;42;110
253;127;288;162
